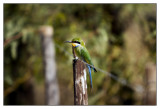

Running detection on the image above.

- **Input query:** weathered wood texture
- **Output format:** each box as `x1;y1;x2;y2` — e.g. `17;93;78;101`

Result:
40;26;59;105
72;48;88;105
144;62;156;105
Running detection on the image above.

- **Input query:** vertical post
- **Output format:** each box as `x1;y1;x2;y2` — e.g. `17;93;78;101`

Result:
72;47;88;105
39;26;59;105
144;62;156;105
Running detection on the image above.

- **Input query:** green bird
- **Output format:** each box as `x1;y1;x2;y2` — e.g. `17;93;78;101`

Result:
65;37;97;89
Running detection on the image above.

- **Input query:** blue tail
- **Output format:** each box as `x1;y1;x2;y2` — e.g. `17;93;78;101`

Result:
87;65;92;89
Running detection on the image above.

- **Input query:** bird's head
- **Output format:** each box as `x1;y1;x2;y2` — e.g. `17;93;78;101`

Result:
65;37;85;47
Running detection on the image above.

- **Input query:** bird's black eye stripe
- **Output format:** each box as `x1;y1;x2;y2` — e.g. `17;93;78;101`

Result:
73;41;80;44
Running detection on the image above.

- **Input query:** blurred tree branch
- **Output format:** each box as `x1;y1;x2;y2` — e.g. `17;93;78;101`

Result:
4;72;31;97
89;90;105;105
4;33;22;47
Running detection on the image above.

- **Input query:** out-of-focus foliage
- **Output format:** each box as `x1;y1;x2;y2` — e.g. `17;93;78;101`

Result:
4;4;156;105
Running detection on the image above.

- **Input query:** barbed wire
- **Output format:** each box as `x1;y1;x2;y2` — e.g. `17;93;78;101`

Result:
55;43;145;93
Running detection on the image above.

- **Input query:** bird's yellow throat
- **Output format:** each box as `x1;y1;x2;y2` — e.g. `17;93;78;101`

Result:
72;43;77;47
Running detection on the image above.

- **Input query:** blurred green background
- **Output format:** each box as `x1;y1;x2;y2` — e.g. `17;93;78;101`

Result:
4;4;156;105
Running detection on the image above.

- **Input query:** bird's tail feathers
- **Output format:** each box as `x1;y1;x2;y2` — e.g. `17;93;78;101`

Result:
87;65;93;89
93;67;97;73
90;65;97;73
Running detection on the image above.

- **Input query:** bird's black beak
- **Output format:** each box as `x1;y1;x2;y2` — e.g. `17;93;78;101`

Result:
64;41;73;43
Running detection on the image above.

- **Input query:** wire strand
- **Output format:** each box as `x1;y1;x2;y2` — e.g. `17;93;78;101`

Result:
56;43;144;93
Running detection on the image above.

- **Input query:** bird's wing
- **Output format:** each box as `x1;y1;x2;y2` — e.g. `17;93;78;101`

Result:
80;47;92;64
80;47;97;73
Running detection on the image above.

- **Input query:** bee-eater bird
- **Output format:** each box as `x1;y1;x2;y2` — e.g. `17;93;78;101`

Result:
65;37;97;89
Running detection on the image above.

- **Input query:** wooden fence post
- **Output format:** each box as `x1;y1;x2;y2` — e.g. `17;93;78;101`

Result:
144;62;156;105
39;26;59;105
72;47;88;105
